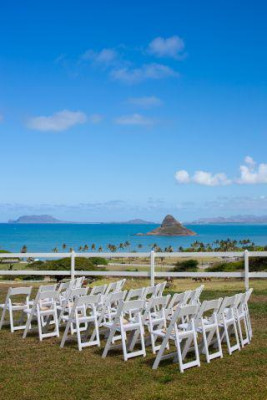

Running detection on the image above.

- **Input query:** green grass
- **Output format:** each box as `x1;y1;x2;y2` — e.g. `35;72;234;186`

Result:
0;279;266;400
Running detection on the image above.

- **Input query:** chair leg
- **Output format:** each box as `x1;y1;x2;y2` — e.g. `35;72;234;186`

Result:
23;312;33;339
9;307;14;333
102;326;116;358
0;306;7;329
152;335;169;369
60;320;71;348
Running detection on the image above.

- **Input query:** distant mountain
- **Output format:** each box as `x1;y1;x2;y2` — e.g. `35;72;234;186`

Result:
8;215;64;224
141;215;196;236
123;219;156;224
188;215;267;224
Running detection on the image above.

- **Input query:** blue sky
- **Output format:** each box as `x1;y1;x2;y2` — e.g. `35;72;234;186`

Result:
0;0;267;222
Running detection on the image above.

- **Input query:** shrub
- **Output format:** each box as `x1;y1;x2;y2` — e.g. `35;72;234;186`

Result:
208;260;244;272
173;259;198;272
249;257;267;272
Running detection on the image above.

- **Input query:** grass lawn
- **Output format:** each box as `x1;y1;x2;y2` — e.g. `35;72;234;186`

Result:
0;279;266;400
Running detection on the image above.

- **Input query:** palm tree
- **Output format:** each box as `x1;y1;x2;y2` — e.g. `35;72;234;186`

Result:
84;244;89;251
78;245;83;251
69;247;73;252
91;243;96;251
119;243;124;250
21;245;27;253
52;247;58;253
62;243;67;250
137;244;143;249
98;246;103;252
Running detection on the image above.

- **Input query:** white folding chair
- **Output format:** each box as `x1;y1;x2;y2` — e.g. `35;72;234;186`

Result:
105;281;119;296
194;298;223;363
0;286;32;332
152;304;200;372
143;285;157;301
217;295;240;355
23;290;60;341
58;287;88;331
143;295;170;354
235;292;250;347
60;294;101;351
102;299;146;361
244;288;253;340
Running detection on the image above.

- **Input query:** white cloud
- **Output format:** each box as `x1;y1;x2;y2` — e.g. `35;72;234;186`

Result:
175;170;190;183
114;113;154;126
27;110;87;132
237;157;267;184
148;36;185;58
175;169;231;186
128;96;162;108
81;48;118;67
111;63;177;84
175;156;267;186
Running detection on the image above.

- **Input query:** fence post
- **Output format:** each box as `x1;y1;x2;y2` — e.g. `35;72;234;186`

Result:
150;250;155;286
244;249;249;290
71;250;75;280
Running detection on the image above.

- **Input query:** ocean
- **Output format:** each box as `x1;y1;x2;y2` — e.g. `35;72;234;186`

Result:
0;223;267;253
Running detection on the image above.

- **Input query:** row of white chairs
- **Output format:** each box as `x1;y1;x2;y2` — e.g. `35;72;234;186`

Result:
0;280;253;373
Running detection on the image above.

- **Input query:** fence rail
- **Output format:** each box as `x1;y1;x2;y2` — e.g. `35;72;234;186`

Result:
0;250;267;289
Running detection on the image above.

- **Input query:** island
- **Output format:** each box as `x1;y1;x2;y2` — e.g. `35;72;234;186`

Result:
8;215;64;224
141;215;196;236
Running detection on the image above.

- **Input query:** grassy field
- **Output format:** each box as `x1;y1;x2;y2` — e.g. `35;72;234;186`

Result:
0;279;266;400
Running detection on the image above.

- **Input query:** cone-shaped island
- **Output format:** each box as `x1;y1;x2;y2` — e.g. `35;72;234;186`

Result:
143;215;196;236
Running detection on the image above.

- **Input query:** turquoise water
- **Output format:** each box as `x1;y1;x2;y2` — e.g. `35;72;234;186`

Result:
0;223;267;252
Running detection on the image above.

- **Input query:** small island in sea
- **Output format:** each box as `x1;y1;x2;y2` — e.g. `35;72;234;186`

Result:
139;214;196;236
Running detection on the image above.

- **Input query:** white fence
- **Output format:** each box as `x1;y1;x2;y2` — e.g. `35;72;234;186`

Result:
0;250;267;290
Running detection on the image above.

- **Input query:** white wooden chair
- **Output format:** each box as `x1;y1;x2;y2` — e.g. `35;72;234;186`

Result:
143;295;170;354
235;292;251;347
244;288;253;340
0;286;32;332
58;287;88;322
152;304;200;372
73;276;85;289
60;294;101;351
194;298;223;363
143;285;157;301
102;299;146;361
23;290;60;341
217;295;240;354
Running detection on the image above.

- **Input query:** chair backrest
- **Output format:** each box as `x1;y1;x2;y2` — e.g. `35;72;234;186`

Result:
155;282;167;297
37;290;59;304
195;298;223;327
165;291;190;318
116;279;126;292
143;285;157;299
187;285;204;305
245;288;253;303
122;299;145;314
90;284;107;296
75;293;101;308
168;304;199;332
39;284;57;293
9;286;32;297
58;280;74;293
143;295;170;320
73;276;85;289
125;287;145;302
68;287;88;301
217;294;238;321
105;281;118;295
